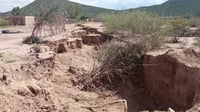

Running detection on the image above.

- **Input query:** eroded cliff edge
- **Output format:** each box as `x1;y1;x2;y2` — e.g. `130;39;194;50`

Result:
142;47;200;111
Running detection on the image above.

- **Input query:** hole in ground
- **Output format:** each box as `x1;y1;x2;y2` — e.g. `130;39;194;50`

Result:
83;73;192;112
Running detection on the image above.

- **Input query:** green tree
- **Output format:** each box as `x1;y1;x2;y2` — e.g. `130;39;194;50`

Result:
66;3;80;19
11;7;21;16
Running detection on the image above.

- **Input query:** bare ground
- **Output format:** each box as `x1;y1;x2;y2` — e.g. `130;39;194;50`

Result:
0;23;131;112
0;22;199;112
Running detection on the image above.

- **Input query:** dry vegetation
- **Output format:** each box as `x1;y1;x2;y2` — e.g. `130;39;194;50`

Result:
82;41;144;90
82;11;166;90
23;6;66;44
78;12;200;108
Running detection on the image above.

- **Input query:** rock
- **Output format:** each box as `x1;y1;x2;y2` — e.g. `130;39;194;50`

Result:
187;103;200;112
1;75;7;81
76;38;83;48
17;87;30;96
37;52;56;68
167;108;175;112
68;66;77;74
67;39;77;49
48;38;83;53
71;30;87;38
27;85;41;96
48;41;59;53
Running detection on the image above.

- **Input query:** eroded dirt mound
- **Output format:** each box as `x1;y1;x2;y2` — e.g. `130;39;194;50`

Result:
0;45;129;112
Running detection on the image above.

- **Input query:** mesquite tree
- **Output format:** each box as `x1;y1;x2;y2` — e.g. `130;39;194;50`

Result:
31;6;66;39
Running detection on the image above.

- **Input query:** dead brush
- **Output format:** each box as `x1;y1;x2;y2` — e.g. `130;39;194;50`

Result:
81;39;145;91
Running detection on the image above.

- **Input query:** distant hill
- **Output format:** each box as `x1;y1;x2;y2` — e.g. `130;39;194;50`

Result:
18;0;114;17
134;0;200;17
3;0;200;18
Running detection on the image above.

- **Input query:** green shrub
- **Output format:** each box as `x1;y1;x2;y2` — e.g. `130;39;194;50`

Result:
0;18;9;27
165;19;187;43
23;36;41;44
80;16;88;20
102;10;164;35
101;10;165;50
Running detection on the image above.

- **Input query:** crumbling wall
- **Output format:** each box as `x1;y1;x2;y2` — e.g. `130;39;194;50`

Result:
48;38;83;53
71;30;87;38
5;16;25;25
3;16;35;26
82;34;101;45
71;25;113;45
25;16;35;26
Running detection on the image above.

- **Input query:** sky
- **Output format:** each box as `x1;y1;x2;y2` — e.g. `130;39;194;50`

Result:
0;0;167;12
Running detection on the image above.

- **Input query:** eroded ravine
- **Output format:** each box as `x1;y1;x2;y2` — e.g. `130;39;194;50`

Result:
141;47;200;111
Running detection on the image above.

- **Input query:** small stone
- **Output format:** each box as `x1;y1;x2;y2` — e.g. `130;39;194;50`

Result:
168;108;175;112
27;85;41;96
2;75;7;81
68;66;77;74
17;87;30;96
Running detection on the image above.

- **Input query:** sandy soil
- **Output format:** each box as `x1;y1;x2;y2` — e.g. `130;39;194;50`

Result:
0;22;199;112
0;22;131;112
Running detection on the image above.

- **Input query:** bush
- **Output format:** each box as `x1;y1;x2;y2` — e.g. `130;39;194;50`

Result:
165;19;187;43
23;36;41;44
80;16;88;21
0;18;9;27
102;10;164;35
82;39;147;90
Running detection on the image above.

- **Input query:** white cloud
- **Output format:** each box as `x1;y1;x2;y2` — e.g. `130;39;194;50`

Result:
0;0;167;12
69;0;167;9
0;0;34;12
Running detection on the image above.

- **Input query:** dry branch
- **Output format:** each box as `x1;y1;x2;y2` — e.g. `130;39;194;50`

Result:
81;99;128;112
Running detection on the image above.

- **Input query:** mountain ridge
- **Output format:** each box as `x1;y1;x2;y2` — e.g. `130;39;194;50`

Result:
2;0;114;17
134;0;200;17
1;0;200;17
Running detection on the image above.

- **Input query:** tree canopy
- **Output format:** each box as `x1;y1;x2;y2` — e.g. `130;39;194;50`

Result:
11;7;21;16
